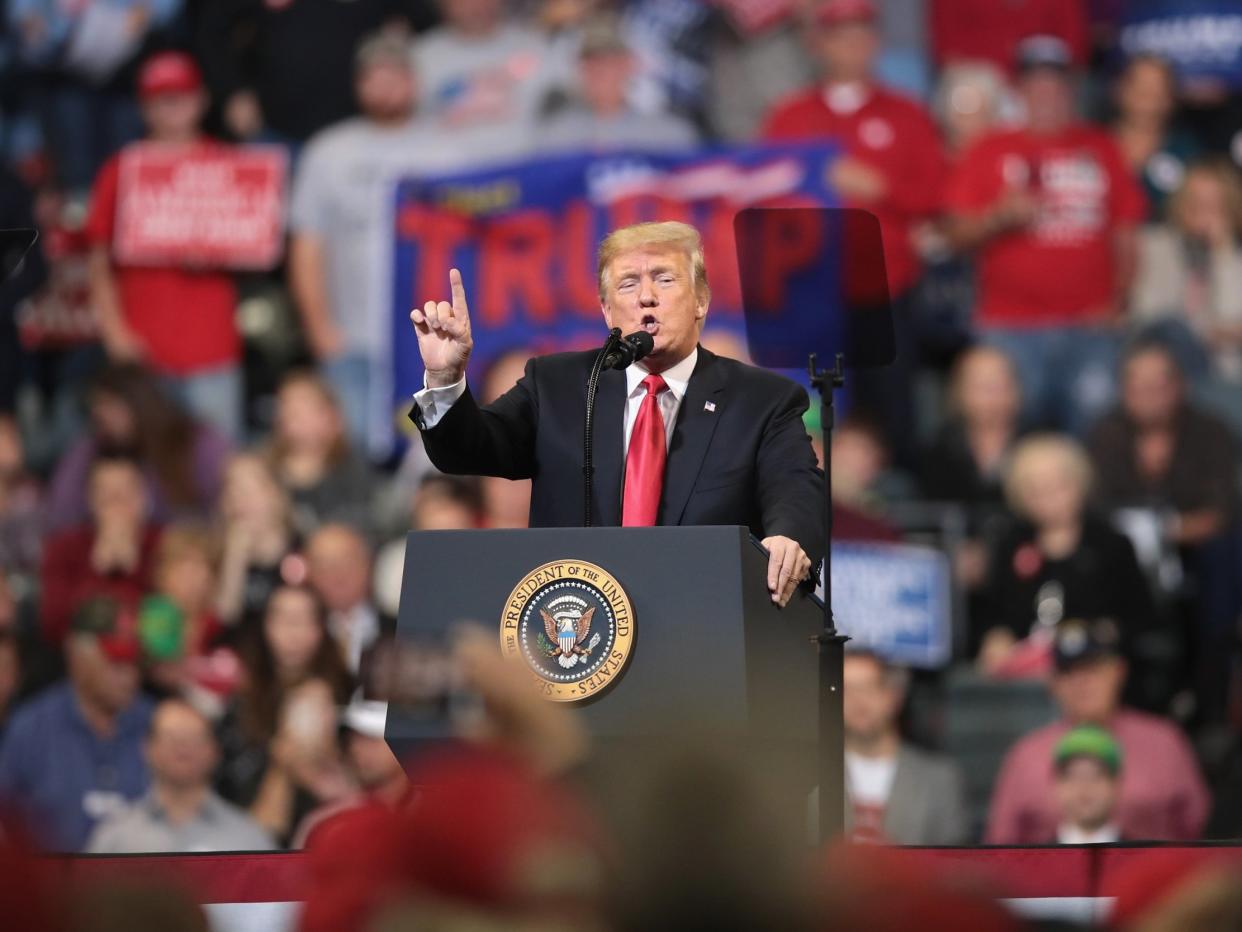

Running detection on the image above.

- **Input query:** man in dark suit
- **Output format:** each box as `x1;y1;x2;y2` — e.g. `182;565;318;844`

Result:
407;221;823;606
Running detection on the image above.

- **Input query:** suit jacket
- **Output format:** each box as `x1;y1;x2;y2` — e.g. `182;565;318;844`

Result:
409;346;825;567
844;745;971;846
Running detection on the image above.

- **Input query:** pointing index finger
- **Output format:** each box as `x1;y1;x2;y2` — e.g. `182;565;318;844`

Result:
449;267;467;314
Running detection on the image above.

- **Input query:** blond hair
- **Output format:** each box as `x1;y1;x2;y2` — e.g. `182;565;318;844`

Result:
596;221;710;303
1003;433;1093;516
1169;157;1242;236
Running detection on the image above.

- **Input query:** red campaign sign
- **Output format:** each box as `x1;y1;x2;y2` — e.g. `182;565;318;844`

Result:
113;143;287;270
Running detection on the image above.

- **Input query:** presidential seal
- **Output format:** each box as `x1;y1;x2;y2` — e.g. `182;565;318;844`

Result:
499;559;635;702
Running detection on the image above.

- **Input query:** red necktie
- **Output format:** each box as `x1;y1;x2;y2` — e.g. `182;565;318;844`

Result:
622;373;668;527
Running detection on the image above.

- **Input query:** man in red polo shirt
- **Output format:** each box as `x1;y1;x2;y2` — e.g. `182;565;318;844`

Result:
86;51;242;441
761;0;946;466
945;35;1146;434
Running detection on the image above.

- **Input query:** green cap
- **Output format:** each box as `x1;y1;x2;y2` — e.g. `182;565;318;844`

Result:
1053;725;1123;776
137;594;185;661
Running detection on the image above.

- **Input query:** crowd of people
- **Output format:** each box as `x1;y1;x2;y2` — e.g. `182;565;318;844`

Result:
0;0;1239;897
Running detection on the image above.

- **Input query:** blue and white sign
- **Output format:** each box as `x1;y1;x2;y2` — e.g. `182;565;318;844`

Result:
828;542;952;669
1120;0;1242;89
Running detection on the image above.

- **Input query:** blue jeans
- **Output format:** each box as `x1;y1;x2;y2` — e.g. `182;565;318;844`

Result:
163;364;243;443
981;326;1120;435
322;352;372;451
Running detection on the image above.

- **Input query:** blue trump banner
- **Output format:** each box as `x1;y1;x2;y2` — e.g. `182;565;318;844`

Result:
827;542;952;669
1120;0;1242;88
379;143;838;453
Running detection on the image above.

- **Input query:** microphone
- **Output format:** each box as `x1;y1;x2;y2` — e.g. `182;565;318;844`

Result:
602;330;655;370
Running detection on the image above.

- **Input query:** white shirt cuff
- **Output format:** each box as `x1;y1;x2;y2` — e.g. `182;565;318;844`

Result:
412;375;466;429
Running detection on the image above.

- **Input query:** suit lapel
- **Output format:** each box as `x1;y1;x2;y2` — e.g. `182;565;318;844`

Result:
592;367;626;527
660;347;725;526
883;748;918;842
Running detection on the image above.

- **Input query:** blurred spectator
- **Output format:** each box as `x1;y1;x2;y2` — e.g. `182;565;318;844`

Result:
538;14;697;154
0;595;153;851
86;698;273;852
197;0;437;145
945;35;1146;435
6;0;184;192
0;414;43;577
372;474;482;619
1130;159;1242;433
762;0;945;465
412;0;552;161
86;51;245;441
40;454;162;647
974;434;1155;670
0;627;21;743
289;32;459;454
301;626;596;931
293;697;407;847
306;524;383;673
45;363;231;534
412;474;483;530
481;475;532;529
986;617;1209;843
1050;725;1124;844
267;370;376;538
1112;54;1199;222
1088;342;1241;720
214;453;298;628
475;348;532;529
920;346;1023;514
932;61;1010;160
828;417;903;543
707;5;815;143
1090;343;1238;551
0;164;49;413
916;65;1011;363
140;524;240;708
214;583;354;845
842;650;969;844
930;0;1088;75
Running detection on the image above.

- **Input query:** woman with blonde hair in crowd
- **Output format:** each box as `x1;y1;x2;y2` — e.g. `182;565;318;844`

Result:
266;370;376;539
975;434;1156;675
215;453;300;630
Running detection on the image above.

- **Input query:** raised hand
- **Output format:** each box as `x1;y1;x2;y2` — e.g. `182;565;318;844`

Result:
410;268;474;387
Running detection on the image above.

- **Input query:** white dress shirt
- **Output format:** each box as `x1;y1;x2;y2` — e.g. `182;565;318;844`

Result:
412;347;699;457
1055;823;1121;844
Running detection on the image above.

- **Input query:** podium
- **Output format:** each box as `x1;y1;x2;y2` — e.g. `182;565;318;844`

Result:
390;526;823;790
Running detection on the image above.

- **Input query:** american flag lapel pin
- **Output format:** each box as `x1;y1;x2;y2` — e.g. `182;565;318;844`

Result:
704;401;716;413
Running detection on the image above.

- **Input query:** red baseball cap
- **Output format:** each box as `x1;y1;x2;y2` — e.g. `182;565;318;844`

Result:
138;51;203;99
71;596;142;663
815;0;877;27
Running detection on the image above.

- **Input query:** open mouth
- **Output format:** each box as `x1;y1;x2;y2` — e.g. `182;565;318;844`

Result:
640;314;659;334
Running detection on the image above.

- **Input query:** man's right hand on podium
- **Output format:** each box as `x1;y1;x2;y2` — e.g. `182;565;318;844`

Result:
409;267;474;387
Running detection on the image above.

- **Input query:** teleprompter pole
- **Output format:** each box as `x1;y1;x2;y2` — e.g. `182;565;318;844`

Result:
809;351;848;842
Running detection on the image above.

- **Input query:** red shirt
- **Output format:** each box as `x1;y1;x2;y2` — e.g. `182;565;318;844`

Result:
944;124;1146;326
931;0;1089;73
85;144;240;375
762;84;946;296
39;524;162;646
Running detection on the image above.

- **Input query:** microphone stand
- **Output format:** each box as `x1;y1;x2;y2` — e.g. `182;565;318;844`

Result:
809;350;849;841
583;328;623;527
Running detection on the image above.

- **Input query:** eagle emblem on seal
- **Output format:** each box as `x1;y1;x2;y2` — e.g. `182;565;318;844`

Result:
540;598;601;669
